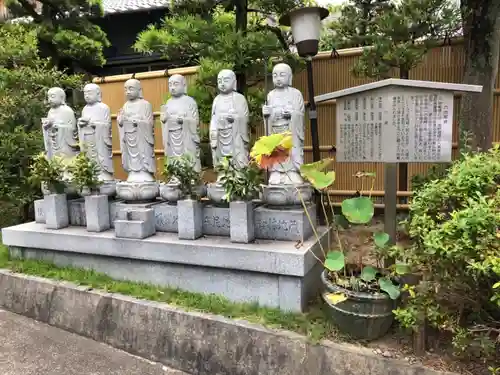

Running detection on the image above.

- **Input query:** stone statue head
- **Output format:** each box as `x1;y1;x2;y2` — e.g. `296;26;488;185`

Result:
217;69;237;94
272;63;293;89
124;79;143;101
47;87;66;108
168;74;187;98
83;83;102;105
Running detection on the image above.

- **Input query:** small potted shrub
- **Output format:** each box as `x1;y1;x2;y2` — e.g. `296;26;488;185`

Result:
163;155;204;240
250;133;409;340
68;152;110;232
217;156;262;243
29;152;69;229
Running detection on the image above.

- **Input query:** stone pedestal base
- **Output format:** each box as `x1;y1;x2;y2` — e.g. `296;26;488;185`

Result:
98;180;117;197
85;195;110;232
254;204;316;241
44;194;69;230
116;181;159;202
230;201;255;243
159;182;207;203
261;184;313;207
203;204;230;236
178;199;203;240
2;222;330;312
159;182;182;202
115;208;156;239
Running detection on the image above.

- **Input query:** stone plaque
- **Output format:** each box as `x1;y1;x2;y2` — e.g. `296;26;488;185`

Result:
154;202;178;233
203;205;230;236
254;204;316;241
336;88;453;163
68;198;86;226
34;199;45;223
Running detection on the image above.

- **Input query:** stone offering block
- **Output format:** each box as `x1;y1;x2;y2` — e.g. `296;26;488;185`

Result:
44;194;69;230
230;201;255;243
203;204;230;236
254;204;316;241
178;199;203;240
112;200;162;229
153;202;178;233
85;195;110;233
114;208;156;239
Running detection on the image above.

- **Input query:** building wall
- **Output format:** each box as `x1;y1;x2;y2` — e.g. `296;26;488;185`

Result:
92;42;500;202
92;9;171;76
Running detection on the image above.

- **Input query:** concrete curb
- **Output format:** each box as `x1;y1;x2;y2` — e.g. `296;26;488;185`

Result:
0;270;457;375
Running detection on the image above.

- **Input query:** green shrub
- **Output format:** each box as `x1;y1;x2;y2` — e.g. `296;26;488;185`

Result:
0;127;44;225
217;156;262;202
394;146;500;361
162;154;201;199
67;152;100;194
28;152;67;194
0;24;83;224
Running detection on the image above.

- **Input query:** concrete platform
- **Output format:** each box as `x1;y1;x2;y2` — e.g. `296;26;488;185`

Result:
2;222;329;312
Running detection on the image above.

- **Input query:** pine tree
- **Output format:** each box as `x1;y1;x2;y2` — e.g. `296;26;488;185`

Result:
322;0;461;79
134;0;306;128
320;0;392;52
5;0;110;70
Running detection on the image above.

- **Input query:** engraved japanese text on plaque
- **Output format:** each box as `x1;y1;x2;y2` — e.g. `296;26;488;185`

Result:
336;89;454;163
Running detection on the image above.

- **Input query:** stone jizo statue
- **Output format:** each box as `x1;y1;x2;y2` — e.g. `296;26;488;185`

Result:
262;63;305;185
78;83;114;185
210;69;249;181
42;87;79;161
160;74;201;179
117;79;156;183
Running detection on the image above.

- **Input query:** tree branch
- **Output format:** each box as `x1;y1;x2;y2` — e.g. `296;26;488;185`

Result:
253;24;288;50
247;8;269;14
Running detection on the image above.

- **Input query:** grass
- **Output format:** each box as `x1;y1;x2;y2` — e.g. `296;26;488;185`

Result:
0;243;339;343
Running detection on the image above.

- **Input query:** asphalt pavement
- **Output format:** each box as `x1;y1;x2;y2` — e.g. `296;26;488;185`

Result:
0;309;188;375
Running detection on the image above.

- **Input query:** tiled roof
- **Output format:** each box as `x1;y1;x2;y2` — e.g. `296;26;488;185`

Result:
102;0;170;14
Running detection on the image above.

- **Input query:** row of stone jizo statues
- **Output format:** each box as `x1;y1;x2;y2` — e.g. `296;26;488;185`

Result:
43;63;311;206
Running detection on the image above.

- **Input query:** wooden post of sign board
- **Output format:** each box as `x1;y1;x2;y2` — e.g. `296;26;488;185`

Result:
384;163;398;266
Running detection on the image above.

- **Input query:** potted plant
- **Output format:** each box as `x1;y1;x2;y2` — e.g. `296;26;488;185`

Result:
68;152;110;232
250;133;409;340
29;152;69;229
162;154;204;240
217;156;262;243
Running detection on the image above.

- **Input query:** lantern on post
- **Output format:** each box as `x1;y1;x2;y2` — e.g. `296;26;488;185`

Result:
279;6;329;163
280;6;329;224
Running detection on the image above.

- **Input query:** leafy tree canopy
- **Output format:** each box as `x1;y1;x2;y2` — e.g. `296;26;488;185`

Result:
5;0;110;69
134;0;309;128
321;0;461;78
